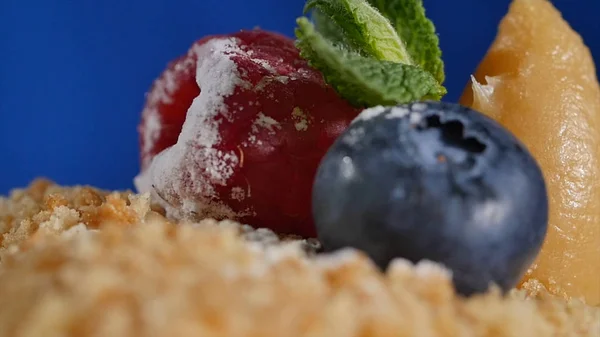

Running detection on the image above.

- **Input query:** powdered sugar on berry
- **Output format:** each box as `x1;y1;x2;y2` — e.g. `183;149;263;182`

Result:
135;37;253;220
352;105;386;124
230;187;246;201
139;55;196;169
253;112;281;133
385;106;410;119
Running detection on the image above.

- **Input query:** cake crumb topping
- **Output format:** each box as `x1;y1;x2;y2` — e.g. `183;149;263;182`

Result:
0;180;598;337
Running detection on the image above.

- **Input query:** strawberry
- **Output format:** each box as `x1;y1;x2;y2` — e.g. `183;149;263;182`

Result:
135;30;359;237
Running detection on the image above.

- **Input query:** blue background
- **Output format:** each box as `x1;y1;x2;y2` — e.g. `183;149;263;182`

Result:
1;0;598;195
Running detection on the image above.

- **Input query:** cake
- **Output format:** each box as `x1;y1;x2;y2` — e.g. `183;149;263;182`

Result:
0;180;598;336
1;0;599;336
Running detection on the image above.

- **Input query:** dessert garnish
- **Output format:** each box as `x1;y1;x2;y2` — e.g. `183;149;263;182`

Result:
460;0;600;305
313;101;548;296
136;30;359;237
296;0;446;106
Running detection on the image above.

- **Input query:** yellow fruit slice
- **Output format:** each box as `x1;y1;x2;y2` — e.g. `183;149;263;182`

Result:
460;0;600;305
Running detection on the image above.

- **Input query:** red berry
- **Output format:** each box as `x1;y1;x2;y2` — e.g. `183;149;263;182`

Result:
135;30;359;237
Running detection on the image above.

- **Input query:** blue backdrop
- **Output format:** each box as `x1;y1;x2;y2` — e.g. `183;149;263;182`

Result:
1;0;598;194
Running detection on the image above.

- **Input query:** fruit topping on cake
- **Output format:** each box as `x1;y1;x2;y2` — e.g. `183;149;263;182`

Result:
135;0;448;238
460;0;600;305
312;101;548;295
131;0;600;303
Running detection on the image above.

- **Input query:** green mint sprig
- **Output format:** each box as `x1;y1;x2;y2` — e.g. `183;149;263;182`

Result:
367;0;445;84
295;0;446;107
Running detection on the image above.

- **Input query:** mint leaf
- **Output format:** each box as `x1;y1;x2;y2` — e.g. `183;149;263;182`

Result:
367;0;444;83
311;9;355;50
296;17;445;107
305;0;411;63
296;0;446;107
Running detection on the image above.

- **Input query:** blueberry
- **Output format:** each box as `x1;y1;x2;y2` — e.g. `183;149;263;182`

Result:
312;101;548;296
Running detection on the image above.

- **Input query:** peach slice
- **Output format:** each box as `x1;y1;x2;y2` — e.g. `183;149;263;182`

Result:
460;0;600;305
